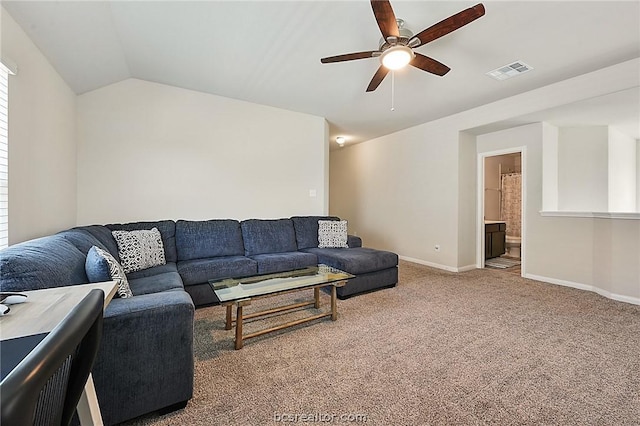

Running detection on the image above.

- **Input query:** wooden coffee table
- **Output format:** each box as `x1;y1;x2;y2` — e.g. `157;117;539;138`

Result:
209;265;353;349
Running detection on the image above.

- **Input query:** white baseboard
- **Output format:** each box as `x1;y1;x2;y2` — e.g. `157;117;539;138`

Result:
524;273;640;306
398;256;640;306
399;256;476;273
457;264;477;272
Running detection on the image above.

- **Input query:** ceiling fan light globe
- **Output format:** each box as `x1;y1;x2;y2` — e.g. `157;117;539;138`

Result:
380;46;414;70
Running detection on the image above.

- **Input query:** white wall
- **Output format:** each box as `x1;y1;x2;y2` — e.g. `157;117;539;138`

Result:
558;126;609;212
608;127;637;212
541;124;559;211
77;79;328;224
1;8;77;244
330;58;640;301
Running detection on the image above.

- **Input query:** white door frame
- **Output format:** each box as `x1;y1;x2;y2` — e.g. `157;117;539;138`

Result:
476;146;527;276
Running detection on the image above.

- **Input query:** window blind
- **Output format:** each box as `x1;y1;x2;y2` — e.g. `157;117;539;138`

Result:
0;68;8;248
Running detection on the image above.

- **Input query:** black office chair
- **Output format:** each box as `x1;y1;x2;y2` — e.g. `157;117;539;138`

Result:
1;289;105;426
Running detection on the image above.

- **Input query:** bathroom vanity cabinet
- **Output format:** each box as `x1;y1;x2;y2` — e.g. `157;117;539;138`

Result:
485;222;506;259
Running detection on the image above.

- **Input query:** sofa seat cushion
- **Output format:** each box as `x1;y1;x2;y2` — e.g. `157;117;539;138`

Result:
250;252;318;274
176;220;244;261
0;235;88;291
290;216;340;250
177;256;257;286
126;263;178;280
302;247;398;275
241;219;297;255
128;271;184;296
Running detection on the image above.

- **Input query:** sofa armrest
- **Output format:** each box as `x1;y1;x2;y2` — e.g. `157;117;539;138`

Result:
104;289;193;317
95;290;194;425
348;234;362;248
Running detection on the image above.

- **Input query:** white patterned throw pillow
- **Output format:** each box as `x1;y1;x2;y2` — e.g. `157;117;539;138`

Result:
94;246;133;298
318;220;349;248
111;227;166;273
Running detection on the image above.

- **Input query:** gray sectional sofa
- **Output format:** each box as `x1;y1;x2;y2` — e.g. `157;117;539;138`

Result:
181;216;398;305
0;221;194;426
0;215;397;425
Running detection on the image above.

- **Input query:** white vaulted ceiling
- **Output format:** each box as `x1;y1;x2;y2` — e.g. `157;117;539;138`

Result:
3;1;640;144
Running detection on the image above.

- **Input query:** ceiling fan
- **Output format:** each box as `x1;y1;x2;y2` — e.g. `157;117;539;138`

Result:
321;1;485;92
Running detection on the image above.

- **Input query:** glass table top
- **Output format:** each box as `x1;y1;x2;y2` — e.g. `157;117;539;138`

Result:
209;264;354;303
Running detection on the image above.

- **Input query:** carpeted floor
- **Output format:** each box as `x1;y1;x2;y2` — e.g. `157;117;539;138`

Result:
124;261;640;425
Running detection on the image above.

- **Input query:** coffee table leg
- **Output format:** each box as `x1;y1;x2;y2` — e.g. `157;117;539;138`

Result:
225;304;232;330
331;285;337;321
235;304;244;350
314;287;320;309
235;300;251;350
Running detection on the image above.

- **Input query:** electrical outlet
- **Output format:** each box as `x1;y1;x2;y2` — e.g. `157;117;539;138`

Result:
434;244;441;252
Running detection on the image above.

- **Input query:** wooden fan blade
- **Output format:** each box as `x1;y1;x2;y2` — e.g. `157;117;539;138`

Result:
366;66;390;92
410;53;451;76
321;51;379;64
371;0;399;39
410;3;485;48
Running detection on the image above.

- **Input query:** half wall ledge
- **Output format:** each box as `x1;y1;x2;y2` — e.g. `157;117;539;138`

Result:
540;211;640;220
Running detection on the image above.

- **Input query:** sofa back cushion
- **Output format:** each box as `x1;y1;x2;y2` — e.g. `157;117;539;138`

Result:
291;216;340;249
0;234;88;291
74;225;121;259
106;220;177;263
241;219;297;256
176;220;245;261
58;228;110;254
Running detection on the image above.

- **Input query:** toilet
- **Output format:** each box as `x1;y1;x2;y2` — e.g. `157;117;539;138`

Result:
505;236;521;259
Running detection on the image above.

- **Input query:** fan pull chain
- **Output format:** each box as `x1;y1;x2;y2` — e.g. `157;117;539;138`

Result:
391;71;395;111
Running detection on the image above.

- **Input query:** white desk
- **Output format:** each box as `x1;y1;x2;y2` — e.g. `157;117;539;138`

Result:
0;281;118;426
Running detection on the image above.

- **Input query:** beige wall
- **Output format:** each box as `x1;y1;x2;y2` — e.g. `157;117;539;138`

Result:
475;123;637;300
330;122;462;268
457;131;477;269
330;58;640;302
608;127;637;212
527;214;640;302
558;126;609;211
77;79;328;224
1;8;77;244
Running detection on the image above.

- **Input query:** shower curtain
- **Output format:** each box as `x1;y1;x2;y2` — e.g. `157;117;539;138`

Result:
500;173;521;237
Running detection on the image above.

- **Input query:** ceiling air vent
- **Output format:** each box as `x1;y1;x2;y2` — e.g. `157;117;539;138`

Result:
486;61;533;80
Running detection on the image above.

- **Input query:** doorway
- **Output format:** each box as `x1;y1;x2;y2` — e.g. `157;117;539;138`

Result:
477;148;526;275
